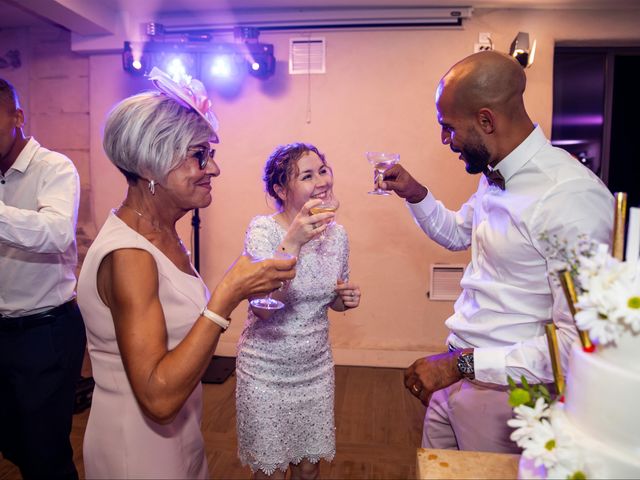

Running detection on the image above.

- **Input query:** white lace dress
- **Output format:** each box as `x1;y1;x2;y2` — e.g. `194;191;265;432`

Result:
236;215;350;475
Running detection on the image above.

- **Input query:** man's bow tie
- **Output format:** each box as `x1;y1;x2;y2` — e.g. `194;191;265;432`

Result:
484;168;505;190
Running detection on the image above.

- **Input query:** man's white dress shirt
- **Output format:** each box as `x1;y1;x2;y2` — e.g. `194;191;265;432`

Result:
0;137;80;316
408;126;614;384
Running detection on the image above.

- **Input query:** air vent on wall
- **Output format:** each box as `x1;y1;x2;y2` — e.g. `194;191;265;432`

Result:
429;264;465;301
289;37;326;74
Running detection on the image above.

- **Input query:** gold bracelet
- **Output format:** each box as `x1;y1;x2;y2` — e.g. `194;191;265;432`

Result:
201;308;230;331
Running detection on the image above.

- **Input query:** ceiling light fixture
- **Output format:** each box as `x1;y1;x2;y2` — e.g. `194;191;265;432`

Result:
509;32;537;68
122;24;276;81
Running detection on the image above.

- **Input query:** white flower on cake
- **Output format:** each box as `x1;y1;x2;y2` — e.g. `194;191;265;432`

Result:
508;393;586;479
509;392;590;478
508;397;549;446
541;235;640;346
573;243;640;345
520;418;556;468
608;284;640;334
545;407;585;480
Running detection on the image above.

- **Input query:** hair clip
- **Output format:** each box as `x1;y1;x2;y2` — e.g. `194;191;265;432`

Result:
148;67;220;143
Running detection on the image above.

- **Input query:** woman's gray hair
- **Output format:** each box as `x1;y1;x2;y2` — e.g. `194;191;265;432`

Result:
103;91;214;182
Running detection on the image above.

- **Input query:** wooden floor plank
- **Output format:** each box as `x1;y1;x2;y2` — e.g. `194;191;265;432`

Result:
0;366;425;479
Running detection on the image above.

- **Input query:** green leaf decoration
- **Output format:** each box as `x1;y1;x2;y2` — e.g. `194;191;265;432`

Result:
509;388;531;407
507;375;557;408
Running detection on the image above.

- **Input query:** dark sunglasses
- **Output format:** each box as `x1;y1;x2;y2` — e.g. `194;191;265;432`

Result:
188;146;216;170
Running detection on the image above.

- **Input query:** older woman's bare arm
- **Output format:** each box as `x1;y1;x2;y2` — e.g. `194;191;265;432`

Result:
98;248;296;424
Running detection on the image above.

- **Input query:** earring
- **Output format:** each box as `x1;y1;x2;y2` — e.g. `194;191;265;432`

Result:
148;180;156;195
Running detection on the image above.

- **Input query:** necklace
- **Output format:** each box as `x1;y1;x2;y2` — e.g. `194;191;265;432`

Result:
119;204;185;247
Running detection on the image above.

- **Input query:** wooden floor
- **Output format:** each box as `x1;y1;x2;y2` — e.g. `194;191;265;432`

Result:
0;365;425;479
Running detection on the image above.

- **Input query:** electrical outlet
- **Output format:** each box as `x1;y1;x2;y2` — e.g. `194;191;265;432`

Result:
474;43;493;53
479;32;492;44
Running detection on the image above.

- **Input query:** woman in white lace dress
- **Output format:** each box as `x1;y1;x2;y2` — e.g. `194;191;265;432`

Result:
236;143;362;479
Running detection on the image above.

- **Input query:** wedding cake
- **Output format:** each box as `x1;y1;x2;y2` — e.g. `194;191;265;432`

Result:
517;331;640;479
563;332;640;477
512;237;640;479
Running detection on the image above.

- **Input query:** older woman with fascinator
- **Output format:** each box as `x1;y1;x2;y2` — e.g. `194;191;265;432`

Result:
77;68;296;479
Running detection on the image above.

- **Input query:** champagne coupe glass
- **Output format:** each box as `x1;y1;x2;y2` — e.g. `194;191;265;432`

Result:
309;198;339;216
249;251;293;316
366;152;400;195
309;197;339;241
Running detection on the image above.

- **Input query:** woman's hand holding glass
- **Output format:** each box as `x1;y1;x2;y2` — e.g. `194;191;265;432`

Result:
248;250;295;318
209;253;297;319
280;199;336;255
309;197;339;241
334;279;361;310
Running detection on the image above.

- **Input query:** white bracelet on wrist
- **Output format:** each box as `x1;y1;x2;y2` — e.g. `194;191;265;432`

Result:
201;308;230;331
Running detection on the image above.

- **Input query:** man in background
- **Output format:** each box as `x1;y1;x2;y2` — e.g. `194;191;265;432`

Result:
382;51;613;452
0;77;85;479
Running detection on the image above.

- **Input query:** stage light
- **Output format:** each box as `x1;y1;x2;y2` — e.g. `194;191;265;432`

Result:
210;55;234;78
509;32;536;68
202;48;246;81
121;32;277;84
246;43;275;79
122;41;147;76
154;52;197;79
166;57;187;78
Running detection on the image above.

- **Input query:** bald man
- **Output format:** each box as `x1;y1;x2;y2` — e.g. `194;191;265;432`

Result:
382;51;614;452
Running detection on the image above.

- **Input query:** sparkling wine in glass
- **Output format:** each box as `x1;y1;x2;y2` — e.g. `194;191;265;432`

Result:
309;197;339;241
366;152;400;196
249;251;293;316
309;197;339;217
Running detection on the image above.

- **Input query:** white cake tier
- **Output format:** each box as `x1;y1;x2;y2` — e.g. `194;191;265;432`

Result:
518;406;640;479
595;328;640;373
564;340;640;478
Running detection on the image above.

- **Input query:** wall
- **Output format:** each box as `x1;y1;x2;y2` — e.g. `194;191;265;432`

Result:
199;7;640;367
89;29;468;367
4;6;640;367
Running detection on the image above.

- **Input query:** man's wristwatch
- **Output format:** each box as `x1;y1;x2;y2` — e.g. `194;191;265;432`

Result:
457;351;475;380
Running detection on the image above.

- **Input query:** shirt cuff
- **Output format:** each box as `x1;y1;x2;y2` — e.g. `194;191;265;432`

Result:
406;190;437;221
473;346;510;384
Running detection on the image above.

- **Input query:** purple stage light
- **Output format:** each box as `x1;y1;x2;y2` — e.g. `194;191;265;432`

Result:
210;56;233;77
166;57;187;78
553;114;604;126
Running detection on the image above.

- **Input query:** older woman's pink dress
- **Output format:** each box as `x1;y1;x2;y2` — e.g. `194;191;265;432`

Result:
77;212;209;479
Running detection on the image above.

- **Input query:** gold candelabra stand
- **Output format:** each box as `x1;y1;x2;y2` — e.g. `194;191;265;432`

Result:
545;191;626;396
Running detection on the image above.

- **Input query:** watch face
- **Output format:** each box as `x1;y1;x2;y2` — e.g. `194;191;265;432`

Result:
457;352;474;378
